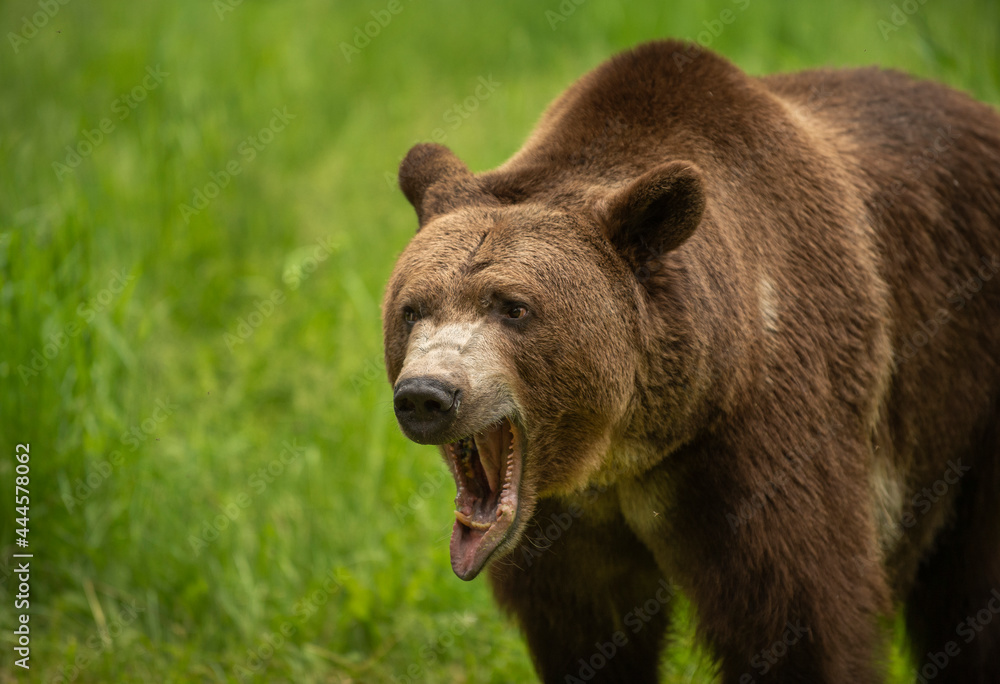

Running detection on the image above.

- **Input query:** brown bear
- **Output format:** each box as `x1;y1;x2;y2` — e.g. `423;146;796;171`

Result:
382;40;1000;683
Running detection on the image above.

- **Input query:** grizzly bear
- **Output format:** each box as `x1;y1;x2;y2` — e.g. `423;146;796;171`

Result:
382;40;1000;683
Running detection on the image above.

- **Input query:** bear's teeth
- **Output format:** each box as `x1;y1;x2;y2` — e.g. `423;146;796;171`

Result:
455;510;492;530
474;428;503;495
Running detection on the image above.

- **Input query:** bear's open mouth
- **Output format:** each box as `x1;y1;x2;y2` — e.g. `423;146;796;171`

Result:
443;417;522;580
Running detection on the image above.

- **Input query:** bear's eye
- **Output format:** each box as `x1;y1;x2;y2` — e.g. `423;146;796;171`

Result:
403;306;420;325
503;303;529;320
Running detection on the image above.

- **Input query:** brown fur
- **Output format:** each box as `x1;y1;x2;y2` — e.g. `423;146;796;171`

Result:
383;40;1000;683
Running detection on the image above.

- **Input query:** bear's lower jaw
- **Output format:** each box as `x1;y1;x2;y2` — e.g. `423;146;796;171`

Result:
445;417;523;580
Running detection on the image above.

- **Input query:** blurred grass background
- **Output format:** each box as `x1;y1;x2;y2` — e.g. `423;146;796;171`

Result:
0;0;996;681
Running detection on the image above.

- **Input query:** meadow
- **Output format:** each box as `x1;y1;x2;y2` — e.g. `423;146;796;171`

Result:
0;0;997;681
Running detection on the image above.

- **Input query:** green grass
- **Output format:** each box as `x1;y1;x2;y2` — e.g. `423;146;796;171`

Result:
0;0;996;681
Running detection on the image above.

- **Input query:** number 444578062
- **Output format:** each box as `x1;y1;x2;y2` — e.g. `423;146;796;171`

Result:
15;444;30;547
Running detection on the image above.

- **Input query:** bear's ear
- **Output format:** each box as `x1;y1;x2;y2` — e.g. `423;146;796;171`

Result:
398;143;494;229
600;161;705;268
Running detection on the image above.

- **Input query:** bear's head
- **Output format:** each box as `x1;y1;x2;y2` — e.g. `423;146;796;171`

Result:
383;143;704;579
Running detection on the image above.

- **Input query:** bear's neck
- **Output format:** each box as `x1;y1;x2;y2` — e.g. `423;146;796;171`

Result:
625;235;758;460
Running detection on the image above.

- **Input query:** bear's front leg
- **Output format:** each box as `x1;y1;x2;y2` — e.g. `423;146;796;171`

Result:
621;431;889;684
488;491;673;684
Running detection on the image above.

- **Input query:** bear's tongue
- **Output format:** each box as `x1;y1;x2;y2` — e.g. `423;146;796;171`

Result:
447;419;522;580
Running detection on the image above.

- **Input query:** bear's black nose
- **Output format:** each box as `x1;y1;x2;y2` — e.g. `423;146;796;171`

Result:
393;377;460;443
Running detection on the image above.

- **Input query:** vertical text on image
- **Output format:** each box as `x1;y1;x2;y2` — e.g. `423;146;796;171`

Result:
13;442;33;670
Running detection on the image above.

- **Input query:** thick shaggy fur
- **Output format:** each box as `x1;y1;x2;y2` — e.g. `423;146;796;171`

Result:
383;40;1000;683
